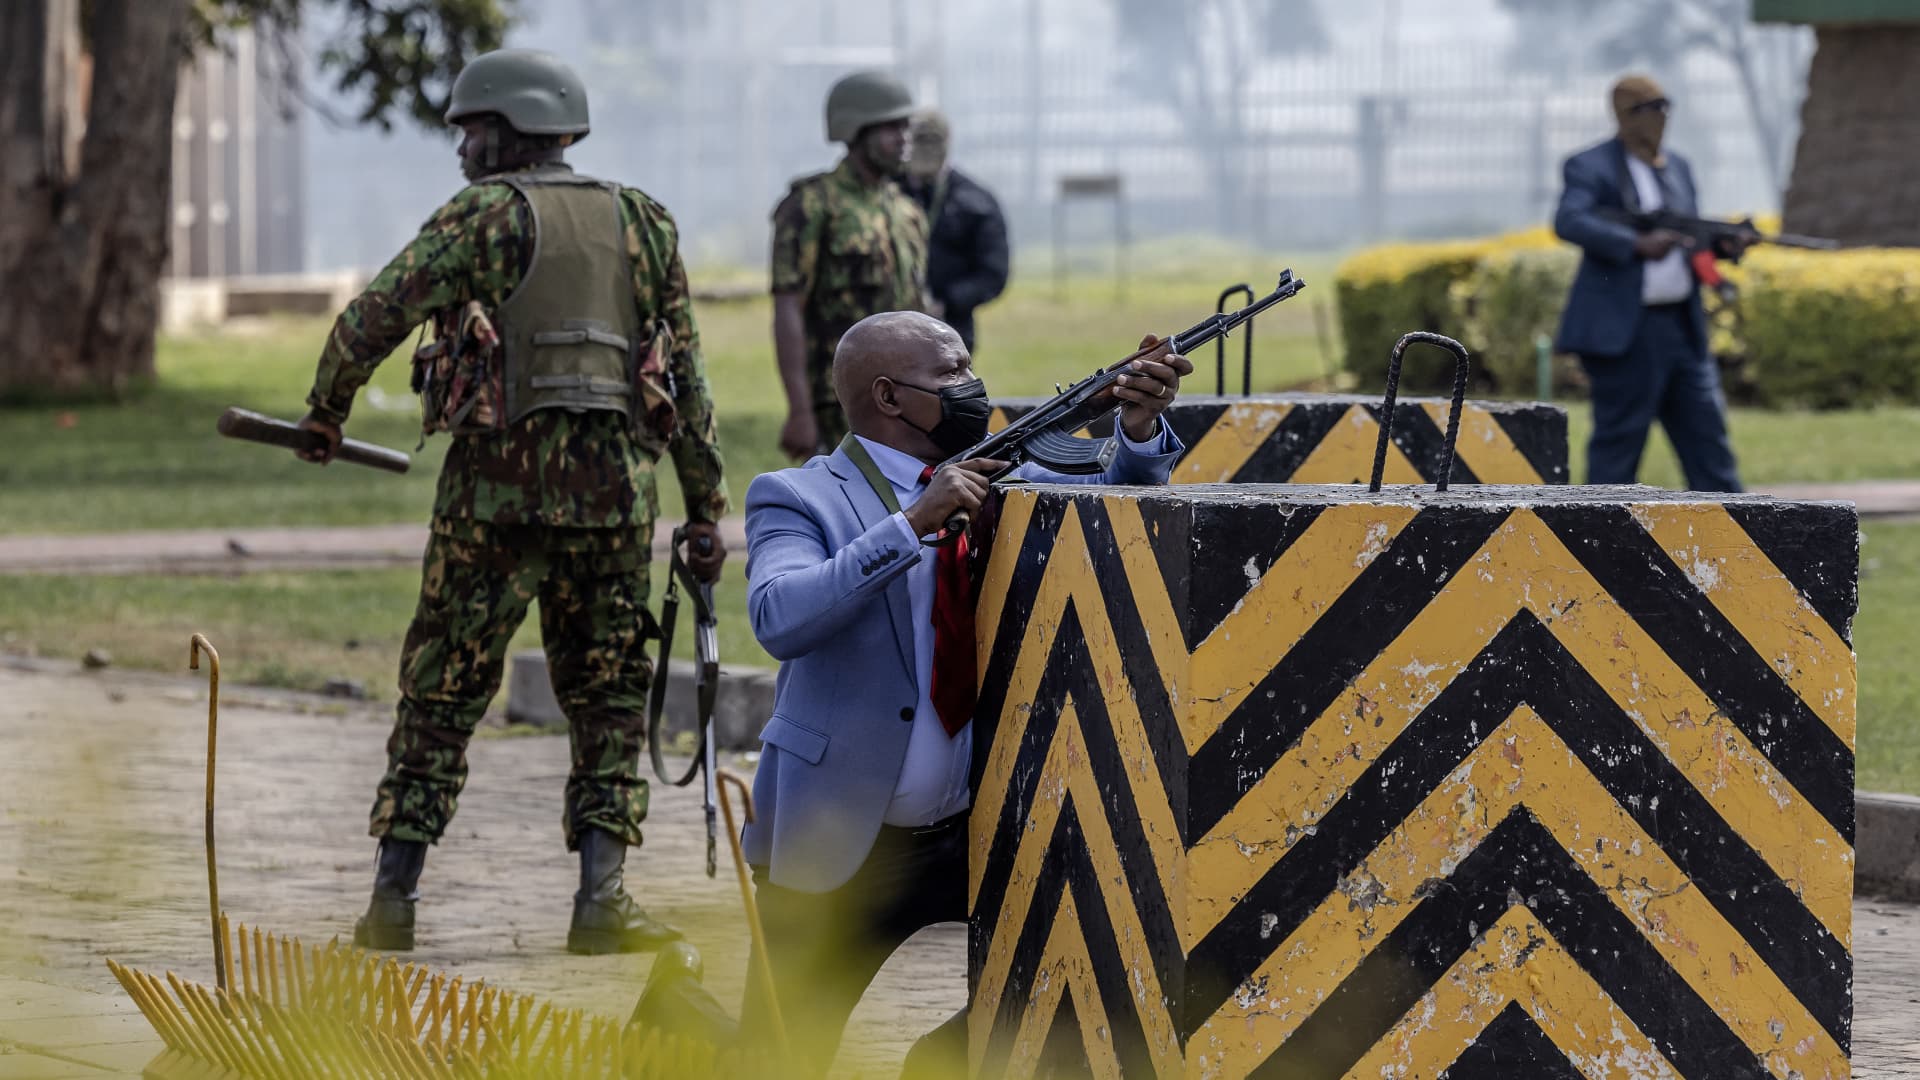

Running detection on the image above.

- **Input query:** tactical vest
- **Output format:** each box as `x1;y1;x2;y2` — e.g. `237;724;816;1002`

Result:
491;167;640;424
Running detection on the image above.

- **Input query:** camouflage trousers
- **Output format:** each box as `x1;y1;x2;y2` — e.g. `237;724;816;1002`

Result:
371;519;657;850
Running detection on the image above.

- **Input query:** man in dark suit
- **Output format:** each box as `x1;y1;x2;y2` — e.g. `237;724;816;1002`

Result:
904;110;1011;354
1554;74;1748;492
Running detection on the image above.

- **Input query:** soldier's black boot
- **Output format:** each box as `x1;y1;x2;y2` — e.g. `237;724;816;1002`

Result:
568;829;684;955
353;838;426;951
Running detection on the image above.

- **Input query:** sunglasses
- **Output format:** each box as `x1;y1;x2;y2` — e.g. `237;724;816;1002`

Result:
1629;98;1673;116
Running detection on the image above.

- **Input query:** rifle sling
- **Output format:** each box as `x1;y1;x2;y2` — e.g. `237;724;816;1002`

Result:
647;537;709;788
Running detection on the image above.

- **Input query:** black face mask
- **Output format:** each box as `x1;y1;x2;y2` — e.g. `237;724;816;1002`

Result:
897;378;992;456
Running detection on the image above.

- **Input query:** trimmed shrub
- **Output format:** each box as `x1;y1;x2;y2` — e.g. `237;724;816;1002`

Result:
1334;240;1484;390
1452;247;1582;396
1738;248;1920;408
1339;217;1920;410
1334;228;1561;391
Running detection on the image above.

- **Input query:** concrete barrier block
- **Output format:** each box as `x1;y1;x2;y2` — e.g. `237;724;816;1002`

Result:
1858;791;1920;900
991;393;1569;486
505;650;775;751
158;278;228;333
970;482;1857;1077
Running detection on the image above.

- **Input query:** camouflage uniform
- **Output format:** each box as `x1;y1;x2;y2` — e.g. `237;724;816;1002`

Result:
307;167;728;851
770;157;929;448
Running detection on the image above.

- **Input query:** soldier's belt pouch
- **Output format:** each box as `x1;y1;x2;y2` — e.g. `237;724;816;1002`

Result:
415;300;505;437
630;319;679;443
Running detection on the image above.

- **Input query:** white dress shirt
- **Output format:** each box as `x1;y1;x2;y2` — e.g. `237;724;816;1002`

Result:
1625;155;1695;306
855;421;1173;826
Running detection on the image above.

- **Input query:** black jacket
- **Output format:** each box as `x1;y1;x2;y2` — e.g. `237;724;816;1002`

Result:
906;167;1010;352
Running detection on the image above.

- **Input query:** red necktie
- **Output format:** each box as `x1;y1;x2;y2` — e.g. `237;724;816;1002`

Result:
921;466;977;736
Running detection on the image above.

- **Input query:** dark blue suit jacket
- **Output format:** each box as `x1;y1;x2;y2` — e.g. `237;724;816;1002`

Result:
1553;137;1708;358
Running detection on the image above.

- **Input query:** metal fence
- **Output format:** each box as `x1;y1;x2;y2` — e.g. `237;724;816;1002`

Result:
297;1;1804;273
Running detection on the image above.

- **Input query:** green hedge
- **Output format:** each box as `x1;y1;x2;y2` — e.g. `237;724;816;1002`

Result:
1736;250;1920;408
1453;247;1582;396
1333;240;1484;391
1336;229;1920;408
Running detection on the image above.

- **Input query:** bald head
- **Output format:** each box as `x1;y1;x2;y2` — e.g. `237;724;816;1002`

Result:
833;310;975;456
1611;74;1670;164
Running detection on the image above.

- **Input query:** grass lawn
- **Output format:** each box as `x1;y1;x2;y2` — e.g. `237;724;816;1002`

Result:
0;247;1338;536
1564;407;1920;488
3;246;1917;791
1856;522;1920;794
0;560;773;705
3;520;1915;792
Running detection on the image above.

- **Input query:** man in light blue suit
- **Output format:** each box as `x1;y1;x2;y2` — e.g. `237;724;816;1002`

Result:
739;310;1189;1073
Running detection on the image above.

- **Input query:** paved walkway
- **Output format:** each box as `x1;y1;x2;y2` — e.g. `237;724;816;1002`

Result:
2;662;1917;1077
0;518;752;576
0;480;1912;577
0;664;957;1078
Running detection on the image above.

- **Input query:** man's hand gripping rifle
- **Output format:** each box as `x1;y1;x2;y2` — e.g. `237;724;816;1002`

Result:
929;269;1306;543
1599;209;1837;302
1600;208;1839;254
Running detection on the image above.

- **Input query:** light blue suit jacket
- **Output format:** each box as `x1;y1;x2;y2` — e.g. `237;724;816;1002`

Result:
740;429;1183;892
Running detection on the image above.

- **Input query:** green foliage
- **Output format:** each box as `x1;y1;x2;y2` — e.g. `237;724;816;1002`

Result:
1333;241;1483;392
1734;249;1920;408
1337;230;1920;410
1452;247;1582;396
192;0;518;131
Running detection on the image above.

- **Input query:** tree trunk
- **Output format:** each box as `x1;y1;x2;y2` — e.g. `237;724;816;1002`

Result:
1781;26;1920;248
0;0;188;400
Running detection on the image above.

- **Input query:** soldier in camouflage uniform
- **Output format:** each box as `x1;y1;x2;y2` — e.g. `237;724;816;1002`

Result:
295;48;729;956
771;71;930;459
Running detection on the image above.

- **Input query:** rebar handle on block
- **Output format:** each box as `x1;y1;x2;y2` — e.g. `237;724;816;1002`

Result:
1215;283;1256;396
1369;332;1472;494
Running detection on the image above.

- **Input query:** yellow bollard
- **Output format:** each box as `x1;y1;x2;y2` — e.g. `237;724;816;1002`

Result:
715;769;790;1063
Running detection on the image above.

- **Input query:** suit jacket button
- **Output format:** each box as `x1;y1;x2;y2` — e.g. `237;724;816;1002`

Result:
899;707;914;721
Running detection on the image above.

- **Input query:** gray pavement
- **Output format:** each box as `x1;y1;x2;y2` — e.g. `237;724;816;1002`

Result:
0;517;750;576
0;664;958;1079
1;663;1916;1078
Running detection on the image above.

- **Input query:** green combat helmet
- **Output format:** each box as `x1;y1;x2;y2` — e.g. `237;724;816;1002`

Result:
445;48;591;141
824;70;915;143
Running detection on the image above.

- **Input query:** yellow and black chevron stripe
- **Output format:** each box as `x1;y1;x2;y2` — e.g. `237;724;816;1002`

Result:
987;394;1568;485
969;484;1857;1078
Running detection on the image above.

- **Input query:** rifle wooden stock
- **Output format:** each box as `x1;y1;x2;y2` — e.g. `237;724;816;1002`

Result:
216;408;411;474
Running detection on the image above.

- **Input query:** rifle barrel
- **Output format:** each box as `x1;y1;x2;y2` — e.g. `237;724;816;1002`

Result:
1770;232;1841;251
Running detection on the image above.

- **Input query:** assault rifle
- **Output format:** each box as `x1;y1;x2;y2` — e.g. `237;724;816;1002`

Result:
647;527;722;877
1599;209;1839;252
932;269;1306;540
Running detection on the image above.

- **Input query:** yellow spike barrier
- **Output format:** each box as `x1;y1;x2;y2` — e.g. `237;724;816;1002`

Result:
106;636;783;1079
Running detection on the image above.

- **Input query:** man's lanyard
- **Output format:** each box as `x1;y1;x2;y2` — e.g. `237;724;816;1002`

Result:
840;434;905;516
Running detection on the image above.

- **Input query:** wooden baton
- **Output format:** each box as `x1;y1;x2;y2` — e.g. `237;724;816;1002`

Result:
216;407;411;474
